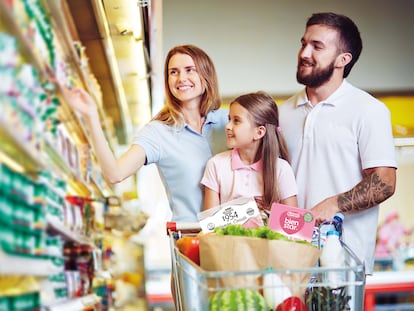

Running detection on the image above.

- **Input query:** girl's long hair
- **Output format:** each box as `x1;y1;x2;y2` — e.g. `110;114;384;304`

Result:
153;44;222;126
231;91;290;209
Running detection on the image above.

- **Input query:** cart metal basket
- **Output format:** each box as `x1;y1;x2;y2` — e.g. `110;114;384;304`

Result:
168;222;365;311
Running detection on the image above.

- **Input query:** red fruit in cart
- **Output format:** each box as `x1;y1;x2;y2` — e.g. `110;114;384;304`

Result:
176;236;200;265
276;296;308;311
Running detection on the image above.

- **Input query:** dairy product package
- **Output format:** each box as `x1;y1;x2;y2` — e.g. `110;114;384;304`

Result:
268;203;316;242
198;197;263;233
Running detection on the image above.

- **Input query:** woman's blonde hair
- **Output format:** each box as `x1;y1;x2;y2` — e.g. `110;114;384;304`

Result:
153;44;222;126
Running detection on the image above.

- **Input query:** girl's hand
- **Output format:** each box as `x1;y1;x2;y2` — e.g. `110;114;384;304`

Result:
62;86;99;120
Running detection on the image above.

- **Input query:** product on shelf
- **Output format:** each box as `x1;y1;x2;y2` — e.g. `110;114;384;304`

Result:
0;0;123;309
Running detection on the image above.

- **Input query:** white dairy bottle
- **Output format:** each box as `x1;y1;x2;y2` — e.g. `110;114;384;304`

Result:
319;230;346;288
319;212;344;248
262;267;291;309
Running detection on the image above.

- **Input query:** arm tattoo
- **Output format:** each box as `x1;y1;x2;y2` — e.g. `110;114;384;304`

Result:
338;173;394;213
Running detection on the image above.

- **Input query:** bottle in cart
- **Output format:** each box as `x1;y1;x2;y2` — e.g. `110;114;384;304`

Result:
319;230;346;288
262;267;292;309
333;212;344;237
319;212;344;248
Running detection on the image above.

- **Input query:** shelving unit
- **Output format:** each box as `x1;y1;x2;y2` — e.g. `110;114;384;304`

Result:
0;118;45;173
44;294;101;311
395;137;414;147
0;0;113;198
46;215;94;246
365;271;414;311
0;249;61;277
0;0;123;310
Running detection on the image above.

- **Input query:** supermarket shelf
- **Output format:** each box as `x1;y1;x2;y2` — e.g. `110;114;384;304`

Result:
47;214;93;246
146;268;174;309
1;0;87;148
1;2;117;310
365;271;414;311
43;139;92;197
64;0;134;145
0;118;44;174
90;175;113;198
44;294;100;311
366;270;414;285
0;249;62;276
1;0;113;199
44;139;113;198
0;1;51;76
395;137;414;147
42;0;116;147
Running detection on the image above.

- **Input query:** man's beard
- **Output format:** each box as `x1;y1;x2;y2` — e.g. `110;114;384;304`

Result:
296;61;335;88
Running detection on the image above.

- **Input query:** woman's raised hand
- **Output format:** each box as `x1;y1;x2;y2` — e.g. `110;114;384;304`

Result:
62;86;99;120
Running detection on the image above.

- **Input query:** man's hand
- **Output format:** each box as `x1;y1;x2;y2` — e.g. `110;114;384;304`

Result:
311;167;396;226
311;196;340;226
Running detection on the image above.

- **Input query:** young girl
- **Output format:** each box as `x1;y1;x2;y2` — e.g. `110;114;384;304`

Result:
201;91;298;218
64;44;228;222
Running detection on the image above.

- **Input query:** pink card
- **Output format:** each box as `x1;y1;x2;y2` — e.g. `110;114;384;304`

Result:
268;203;316;242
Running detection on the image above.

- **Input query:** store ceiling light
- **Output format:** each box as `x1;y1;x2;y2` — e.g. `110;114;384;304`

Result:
104;0;143;40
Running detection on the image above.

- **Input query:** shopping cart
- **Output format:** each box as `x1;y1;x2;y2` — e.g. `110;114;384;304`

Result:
167;222;365;311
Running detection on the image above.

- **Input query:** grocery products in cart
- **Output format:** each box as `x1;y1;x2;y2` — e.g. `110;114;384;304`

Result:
168;222;365;311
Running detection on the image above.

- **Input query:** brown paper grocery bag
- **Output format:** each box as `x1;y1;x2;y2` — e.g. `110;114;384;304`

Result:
200;234;321;297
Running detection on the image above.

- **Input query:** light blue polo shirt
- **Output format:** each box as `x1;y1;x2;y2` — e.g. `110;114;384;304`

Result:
133;108;228;221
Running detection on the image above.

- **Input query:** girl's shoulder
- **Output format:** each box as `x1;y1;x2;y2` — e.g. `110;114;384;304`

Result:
211;149;232;161
276;157;292;168
206;149;232;171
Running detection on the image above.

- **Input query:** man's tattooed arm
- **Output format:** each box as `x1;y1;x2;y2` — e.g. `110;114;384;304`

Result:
338;167;396;213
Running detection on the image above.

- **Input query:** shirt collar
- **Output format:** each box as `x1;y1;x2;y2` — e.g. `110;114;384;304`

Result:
296;79;349;108
231;148;262;171
204;108;225;125
183;109;223;133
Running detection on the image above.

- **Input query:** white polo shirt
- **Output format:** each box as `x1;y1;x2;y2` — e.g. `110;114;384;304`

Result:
133;108;228;222
279;80;397;274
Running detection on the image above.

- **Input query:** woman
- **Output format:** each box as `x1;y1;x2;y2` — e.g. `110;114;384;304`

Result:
65;44;228;221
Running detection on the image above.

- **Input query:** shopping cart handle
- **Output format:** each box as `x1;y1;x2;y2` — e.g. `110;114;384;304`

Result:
166;221;202;235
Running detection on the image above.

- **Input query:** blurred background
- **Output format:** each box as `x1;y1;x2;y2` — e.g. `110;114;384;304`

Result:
1;0;413;310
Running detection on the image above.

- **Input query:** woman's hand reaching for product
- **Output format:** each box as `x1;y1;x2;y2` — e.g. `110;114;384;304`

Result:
62;86;99;120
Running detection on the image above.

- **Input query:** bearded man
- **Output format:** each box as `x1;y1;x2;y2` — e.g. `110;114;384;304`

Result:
279;12;397;275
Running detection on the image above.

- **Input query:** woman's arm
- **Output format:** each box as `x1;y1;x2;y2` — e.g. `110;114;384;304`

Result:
63;87;146;183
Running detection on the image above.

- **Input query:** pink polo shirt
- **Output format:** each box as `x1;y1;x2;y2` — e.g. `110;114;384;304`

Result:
201;148;298;204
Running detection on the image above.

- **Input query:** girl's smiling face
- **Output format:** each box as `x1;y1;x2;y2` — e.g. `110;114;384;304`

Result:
226;102;262;150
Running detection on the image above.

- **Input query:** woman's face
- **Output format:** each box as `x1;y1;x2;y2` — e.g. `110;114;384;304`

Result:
167;53;204;104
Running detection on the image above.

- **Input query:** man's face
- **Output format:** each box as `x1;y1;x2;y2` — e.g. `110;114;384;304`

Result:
296;25;340;88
